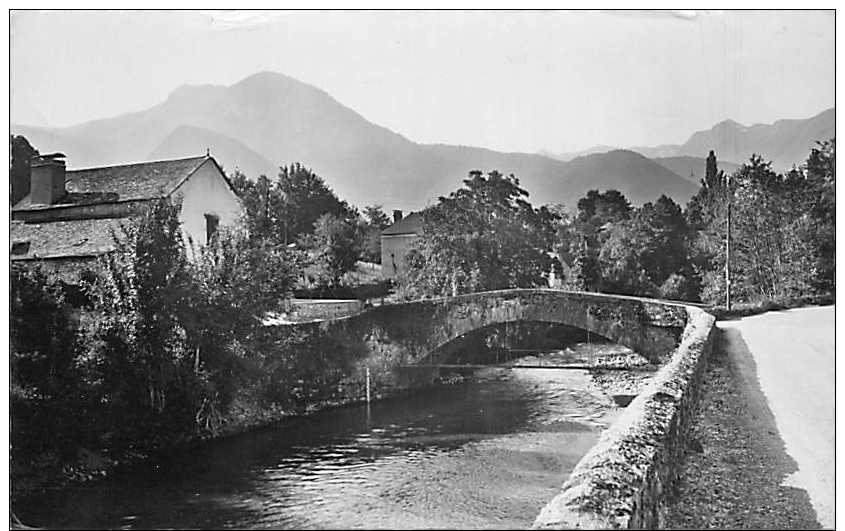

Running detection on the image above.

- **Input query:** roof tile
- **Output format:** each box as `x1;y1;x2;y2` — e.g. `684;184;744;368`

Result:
13;156;207;211
10;218;136;260
381;211;423;236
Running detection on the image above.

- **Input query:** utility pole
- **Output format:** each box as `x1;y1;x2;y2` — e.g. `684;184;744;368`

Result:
725;173;732;311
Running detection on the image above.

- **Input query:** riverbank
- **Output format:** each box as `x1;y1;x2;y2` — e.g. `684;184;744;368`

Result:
665;328;821;529
13;366;619;529
11;371;468;506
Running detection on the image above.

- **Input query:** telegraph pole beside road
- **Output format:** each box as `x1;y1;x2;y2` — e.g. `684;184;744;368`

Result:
725;173;732;311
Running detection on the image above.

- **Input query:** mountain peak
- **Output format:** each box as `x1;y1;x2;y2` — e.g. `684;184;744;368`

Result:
229;70;321;94
712;118;744;131
233;70;297;85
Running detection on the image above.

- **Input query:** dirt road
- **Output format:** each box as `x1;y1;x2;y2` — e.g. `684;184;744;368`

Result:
719;305;835;528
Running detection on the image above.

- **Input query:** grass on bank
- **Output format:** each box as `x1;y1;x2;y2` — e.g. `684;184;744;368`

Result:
705;293;835;320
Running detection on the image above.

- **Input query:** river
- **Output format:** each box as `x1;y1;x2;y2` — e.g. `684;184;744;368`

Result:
17;363;624;529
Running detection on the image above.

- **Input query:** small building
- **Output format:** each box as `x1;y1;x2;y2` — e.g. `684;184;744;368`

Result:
380;210;423;280
547;251;573;288
11;153;243;279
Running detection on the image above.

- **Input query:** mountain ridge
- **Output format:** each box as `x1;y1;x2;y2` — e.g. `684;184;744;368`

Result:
662;108;834;170
542;108;834;170
11;71;830;212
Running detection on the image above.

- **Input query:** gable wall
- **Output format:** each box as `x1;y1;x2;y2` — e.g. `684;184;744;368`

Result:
171;159;244;253
381;233;418;280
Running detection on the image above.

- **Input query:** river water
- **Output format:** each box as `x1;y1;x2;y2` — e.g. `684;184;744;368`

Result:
19;365;623;530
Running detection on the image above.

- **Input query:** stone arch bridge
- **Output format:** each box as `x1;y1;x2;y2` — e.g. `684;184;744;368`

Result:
280;289;690;372
274;289;714;530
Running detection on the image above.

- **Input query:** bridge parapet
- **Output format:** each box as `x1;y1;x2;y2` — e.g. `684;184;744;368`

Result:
533;305;717;529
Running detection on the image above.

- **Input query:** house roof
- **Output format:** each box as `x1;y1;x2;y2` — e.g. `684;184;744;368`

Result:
10;218;135;260
13;155;209;211
381;211;423;236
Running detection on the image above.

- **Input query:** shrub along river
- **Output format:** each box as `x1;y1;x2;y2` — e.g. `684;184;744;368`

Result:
17;348;634;529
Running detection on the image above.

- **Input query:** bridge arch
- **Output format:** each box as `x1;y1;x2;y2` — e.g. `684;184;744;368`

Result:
289;289;688;367
417;318;617;366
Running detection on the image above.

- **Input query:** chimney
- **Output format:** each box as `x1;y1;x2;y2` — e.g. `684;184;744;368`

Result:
393;209;403;223
30;153;67;205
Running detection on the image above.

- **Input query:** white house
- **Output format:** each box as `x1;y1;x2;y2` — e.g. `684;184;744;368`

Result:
11;153;244;278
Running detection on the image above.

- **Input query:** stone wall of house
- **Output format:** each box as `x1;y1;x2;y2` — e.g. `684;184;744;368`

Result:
380;233;418;280
532;307;717;530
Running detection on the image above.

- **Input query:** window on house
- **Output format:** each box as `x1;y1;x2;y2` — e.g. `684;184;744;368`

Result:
205;214;220;245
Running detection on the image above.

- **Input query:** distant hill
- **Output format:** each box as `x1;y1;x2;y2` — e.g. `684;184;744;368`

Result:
550;150;699;206
629;144;684;159
653;156;741;183
148;125;278;178
538;145;618;162
15;70;821;212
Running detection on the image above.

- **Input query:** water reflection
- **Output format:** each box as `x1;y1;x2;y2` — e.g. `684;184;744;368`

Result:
18;362;624;530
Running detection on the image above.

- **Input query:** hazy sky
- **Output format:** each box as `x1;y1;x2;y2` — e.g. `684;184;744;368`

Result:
10;10;835;153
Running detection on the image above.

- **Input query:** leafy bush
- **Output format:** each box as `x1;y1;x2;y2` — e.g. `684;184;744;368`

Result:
11;198;305;466
10;266;86;461
80;200;202;447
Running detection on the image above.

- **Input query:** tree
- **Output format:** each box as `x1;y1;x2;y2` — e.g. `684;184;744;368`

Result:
688;148;830;304
561;189;633;291
400;170;556;297
598;195;697;299
803;139;835;292
81;199;200;442
597;221;658;297
278;163;354;243
636;195;691;286
362;204;392;229
10;265;86;459
358;204;391;263
685;152;729;302
728;155;818;301
576;189;632;227
10;135;39;205
187;225;300;413
229;164;353;246
705;150;719;184
298;213;361;290
81;197;303;440
686;149;727;230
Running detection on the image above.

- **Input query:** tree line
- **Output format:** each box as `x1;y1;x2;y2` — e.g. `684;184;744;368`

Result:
9;135;834;484
397;141;835;307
